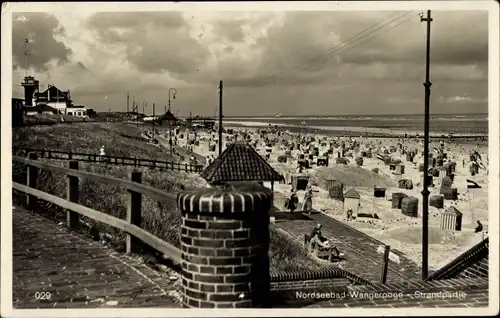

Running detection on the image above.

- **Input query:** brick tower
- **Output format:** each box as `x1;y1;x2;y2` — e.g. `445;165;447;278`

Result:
177;185;272;308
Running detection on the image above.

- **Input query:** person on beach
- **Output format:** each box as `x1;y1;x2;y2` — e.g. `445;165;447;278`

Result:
475;220;483;233
296;164;303;174
346;208;353;221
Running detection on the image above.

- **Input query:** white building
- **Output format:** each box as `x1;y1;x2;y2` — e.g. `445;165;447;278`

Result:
343;188;361;217
21;76;88;117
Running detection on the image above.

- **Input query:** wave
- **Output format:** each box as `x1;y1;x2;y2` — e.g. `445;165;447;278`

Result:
226;114;488;121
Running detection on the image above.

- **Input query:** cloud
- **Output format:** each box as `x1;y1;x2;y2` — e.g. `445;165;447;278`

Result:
12;13;72;71
86;12;210;75
11;9;489;116
446;96;472;102
211;18;246;42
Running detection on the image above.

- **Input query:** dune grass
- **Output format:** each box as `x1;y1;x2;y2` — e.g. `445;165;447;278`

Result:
12;122;323;272
13;122;176;161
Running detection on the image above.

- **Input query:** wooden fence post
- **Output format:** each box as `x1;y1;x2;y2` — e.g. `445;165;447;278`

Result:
68;151;73;160
134;158;137;167
185;163;188;172
26;152;39;210
380;245;390;284
48;150;52;159
126;170;142;254
67;160;80;229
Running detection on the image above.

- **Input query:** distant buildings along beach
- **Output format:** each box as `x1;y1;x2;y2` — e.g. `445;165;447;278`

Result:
14;75;91;118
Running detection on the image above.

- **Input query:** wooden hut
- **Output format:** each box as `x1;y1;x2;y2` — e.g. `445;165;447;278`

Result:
317;157;328;167
440;206;463;231
395;164;405;174
327;180;344;201
336;157;348;164
443;188;458;200
292;175;310;191
373;187;386;198
430;195;444;209
343;188;361;217
440;176;453;194
398;179;413;190
437;167;447;185
392;192;408;209
401;197;419;217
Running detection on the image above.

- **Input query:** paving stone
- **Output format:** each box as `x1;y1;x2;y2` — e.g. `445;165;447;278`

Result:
13;207;181;309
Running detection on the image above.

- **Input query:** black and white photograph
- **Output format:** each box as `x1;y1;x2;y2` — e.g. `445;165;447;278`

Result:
1;1;498;316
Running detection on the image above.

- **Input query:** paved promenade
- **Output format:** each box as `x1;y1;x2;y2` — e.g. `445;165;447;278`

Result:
276;210;422;283
12;207;181;309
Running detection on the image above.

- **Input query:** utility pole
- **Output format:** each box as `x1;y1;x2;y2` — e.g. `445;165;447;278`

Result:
143;102;147;133
127;92;130;114
168;88;177;155
132;95;136;114
152;102;156;141
218;80;223;156
420;10;433;280
24;38;31;77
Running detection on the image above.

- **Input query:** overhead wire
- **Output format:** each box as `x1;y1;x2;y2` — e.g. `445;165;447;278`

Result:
225;11;418;89
261;11;418;86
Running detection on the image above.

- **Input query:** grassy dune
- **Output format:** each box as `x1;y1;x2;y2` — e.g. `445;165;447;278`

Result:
13;122;175;161
12;122;325;272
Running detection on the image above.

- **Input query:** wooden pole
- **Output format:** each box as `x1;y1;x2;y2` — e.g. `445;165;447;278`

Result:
420;10;433;280
127;92;129;114
126;170;142;254
380;245;390;284
152;103;156;141
218;80;223;156
26;152;39;210
67;160;80;229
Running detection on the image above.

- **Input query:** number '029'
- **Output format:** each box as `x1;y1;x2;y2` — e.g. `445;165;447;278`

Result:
34;292;51;300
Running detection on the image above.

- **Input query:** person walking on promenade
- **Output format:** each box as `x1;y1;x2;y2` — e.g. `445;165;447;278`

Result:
304;188;313;215
288;187;299;213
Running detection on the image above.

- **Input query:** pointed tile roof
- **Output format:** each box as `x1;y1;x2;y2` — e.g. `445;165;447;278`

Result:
344;188;360;199
200;141;283;184
161;110;177;121
427;237;488;280
444;206;463;215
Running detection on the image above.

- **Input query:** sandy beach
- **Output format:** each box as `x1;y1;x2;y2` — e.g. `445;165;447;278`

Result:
167;123;489;270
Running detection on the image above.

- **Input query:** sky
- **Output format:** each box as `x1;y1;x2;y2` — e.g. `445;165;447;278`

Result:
11;9;488;117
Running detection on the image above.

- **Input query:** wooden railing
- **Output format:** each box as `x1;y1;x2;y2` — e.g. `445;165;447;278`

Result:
12;153;182;266
13;147;204;173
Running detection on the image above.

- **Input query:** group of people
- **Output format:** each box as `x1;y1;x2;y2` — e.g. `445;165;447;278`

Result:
309;223;343;259
284;184;343;260
285;185;315;215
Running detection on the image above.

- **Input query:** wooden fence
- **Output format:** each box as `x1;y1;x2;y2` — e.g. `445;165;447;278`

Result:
13;147;204;173
12;153;182;265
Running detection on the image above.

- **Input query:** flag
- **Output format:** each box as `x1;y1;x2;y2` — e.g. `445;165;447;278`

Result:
467;179;481;189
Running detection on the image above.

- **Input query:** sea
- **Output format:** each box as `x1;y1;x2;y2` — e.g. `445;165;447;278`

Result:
224;114;488;135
